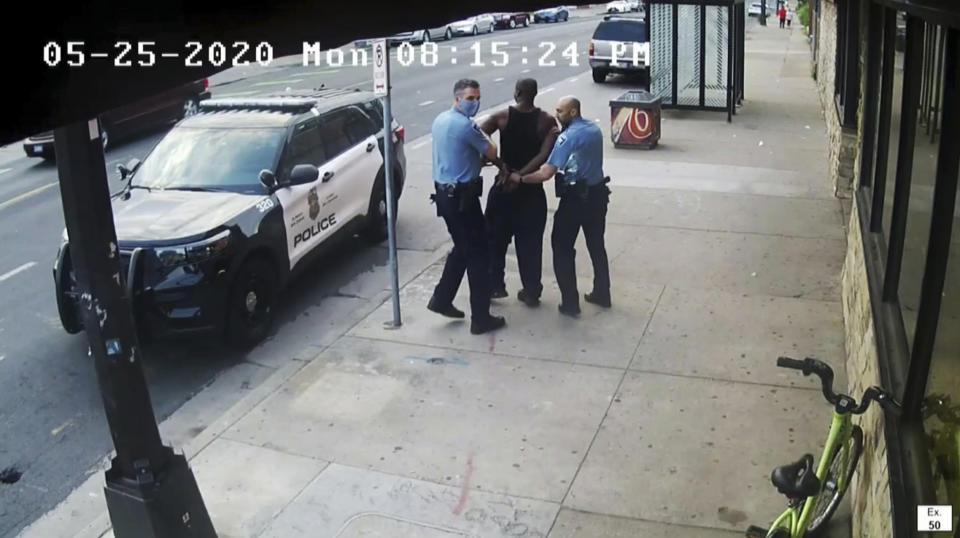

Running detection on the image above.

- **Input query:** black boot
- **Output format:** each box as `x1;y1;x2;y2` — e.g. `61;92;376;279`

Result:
584;292;612;308
471;315;506;334
517;289;540;307
427;296;465;318
558;303;580;318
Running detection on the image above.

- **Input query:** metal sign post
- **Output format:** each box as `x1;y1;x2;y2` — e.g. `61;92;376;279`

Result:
373;39;402;328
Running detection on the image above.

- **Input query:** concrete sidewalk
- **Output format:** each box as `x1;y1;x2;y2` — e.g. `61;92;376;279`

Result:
18;21;854;538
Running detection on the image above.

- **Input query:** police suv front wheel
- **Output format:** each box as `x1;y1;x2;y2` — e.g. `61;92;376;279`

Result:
223;256;277;350
363;174;397;243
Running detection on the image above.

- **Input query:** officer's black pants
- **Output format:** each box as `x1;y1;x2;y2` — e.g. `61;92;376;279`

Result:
432;186;491;319
484;183;548;298
551;186;610;309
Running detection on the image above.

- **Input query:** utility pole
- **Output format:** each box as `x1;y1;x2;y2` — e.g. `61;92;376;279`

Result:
54;119;216;538
373;38;402;328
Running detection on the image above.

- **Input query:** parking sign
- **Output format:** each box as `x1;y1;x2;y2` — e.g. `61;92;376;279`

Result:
372;39;388;96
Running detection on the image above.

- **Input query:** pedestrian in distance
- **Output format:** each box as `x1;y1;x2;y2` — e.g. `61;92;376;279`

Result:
779;6;787;28
427;79;509;335
479;78;560;308
505;96;611;318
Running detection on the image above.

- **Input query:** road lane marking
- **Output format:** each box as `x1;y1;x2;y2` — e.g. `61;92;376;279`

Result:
0;355;5;363
522;69;531;73
297;69;341;76
410;137;432;150
418;100;435;106
540;87;556;94
51;420;74;436
0;262;37;282
0;168;11;175
494;77;505;82
0;183;58;212
216;90;261;97
251;79;303;87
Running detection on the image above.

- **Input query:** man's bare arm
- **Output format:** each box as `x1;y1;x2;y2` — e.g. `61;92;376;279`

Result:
480;110;506;136
483;140;508;172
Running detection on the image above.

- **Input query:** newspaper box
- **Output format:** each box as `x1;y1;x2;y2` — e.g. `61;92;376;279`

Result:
609;90;661;149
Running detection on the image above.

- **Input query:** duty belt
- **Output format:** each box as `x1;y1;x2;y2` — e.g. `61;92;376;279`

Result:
555;175;611;199
431;177;483;212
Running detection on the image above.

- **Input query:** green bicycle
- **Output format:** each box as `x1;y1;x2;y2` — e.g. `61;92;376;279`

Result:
746;357;901;538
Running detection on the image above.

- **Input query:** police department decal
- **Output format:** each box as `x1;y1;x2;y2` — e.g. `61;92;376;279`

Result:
308;187;321;220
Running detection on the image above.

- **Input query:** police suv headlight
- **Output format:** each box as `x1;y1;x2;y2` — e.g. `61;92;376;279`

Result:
156;230;231;267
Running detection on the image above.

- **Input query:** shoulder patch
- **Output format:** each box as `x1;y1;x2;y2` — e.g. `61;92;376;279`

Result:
557;133;568;145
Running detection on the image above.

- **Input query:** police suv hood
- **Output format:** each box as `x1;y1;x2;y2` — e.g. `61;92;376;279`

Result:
110;187;260;243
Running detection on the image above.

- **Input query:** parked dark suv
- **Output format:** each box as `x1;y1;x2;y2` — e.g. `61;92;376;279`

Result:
53;88;406;349
589;15;650;85
24;78;211;161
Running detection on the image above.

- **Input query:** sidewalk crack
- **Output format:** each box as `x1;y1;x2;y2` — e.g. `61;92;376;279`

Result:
546;284;666;536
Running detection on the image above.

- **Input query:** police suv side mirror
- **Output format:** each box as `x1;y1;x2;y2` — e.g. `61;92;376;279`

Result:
289;164;319;186
259;169;278;191
117;158;141;181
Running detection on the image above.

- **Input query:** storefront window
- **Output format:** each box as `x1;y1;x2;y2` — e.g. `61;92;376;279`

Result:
899;23;946;349
881;12;906;242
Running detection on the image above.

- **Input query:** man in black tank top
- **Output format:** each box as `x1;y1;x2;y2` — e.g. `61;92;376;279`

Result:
480;79;560;307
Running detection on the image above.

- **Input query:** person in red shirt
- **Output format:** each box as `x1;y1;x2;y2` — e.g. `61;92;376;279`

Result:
779;6;787;28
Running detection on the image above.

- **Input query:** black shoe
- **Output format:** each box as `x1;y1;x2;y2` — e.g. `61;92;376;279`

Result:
491;287;508;299
584;292;612;308
558;303;580;318
517;289;540;307
427;298;465;319
471;315;506;334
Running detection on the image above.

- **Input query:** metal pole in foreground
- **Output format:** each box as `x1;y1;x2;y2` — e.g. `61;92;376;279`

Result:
54;119;216;538
374;39;402;327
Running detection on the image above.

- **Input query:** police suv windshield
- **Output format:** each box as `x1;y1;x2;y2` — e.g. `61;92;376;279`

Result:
131;127;286;194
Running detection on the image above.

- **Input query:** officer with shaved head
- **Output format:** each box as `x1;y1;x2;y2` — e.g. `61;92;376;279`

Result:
505;95;611;317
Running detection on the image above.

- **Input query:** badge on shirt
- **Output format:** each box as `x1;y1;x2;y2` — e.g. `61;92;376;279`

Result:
557;133;568;145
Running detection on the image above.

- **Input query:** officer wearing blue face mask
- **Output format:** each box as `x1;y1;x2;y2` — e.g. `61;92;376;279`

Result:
506;96;611;318
427;78;510;335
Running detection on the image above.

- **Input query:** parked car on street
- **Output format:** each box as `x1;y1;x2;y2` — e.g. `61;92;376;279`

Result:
24;78;211;161
354;21;457;48
491;12;531;29
53;88;406;349
748;1;775;16
450;14;496;36
534;7;570;23
607;1;631;13
589;15;650;85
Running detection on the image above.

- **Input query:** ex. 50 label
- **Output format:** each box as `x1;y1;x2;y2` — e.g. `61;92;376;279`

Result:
918;505;953;532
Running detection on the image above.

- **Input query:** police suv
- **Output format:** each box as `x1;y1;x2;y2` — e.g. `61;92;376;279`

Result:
53;89;406;349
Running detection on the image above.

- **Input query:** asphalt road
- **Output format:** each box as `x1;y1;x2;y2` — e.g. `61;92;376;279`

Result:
0;14;606;538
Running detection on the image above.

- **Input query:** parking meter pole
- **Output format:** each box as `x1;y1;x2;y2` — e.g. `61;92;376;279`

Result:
382;79;402;328
54;120;216;538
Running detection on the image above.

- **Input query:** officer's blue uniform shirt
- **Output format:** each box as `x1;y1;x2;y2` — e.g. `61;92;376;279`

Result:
547;117;605;186
432;107;490;185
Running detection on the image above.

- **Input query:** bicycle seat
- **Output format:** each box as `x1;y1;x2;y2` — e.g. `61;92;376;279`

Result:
771;454;821;498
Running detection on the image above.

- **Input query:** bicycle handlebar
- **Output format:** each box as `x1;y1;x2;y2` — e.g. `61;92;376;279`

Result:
776;356;901;415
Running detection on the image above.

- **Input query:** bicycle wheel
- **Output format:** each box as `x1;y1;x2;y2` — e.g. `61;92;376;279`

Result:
805;425;863;535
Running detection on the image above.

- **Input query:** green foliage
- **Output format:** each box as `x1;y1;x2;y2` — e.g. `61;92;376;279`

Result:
798;3;810;32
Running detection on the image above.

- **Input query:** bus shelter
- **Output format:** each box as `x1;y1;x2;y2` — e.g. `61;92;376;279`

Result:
647;0;746;121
